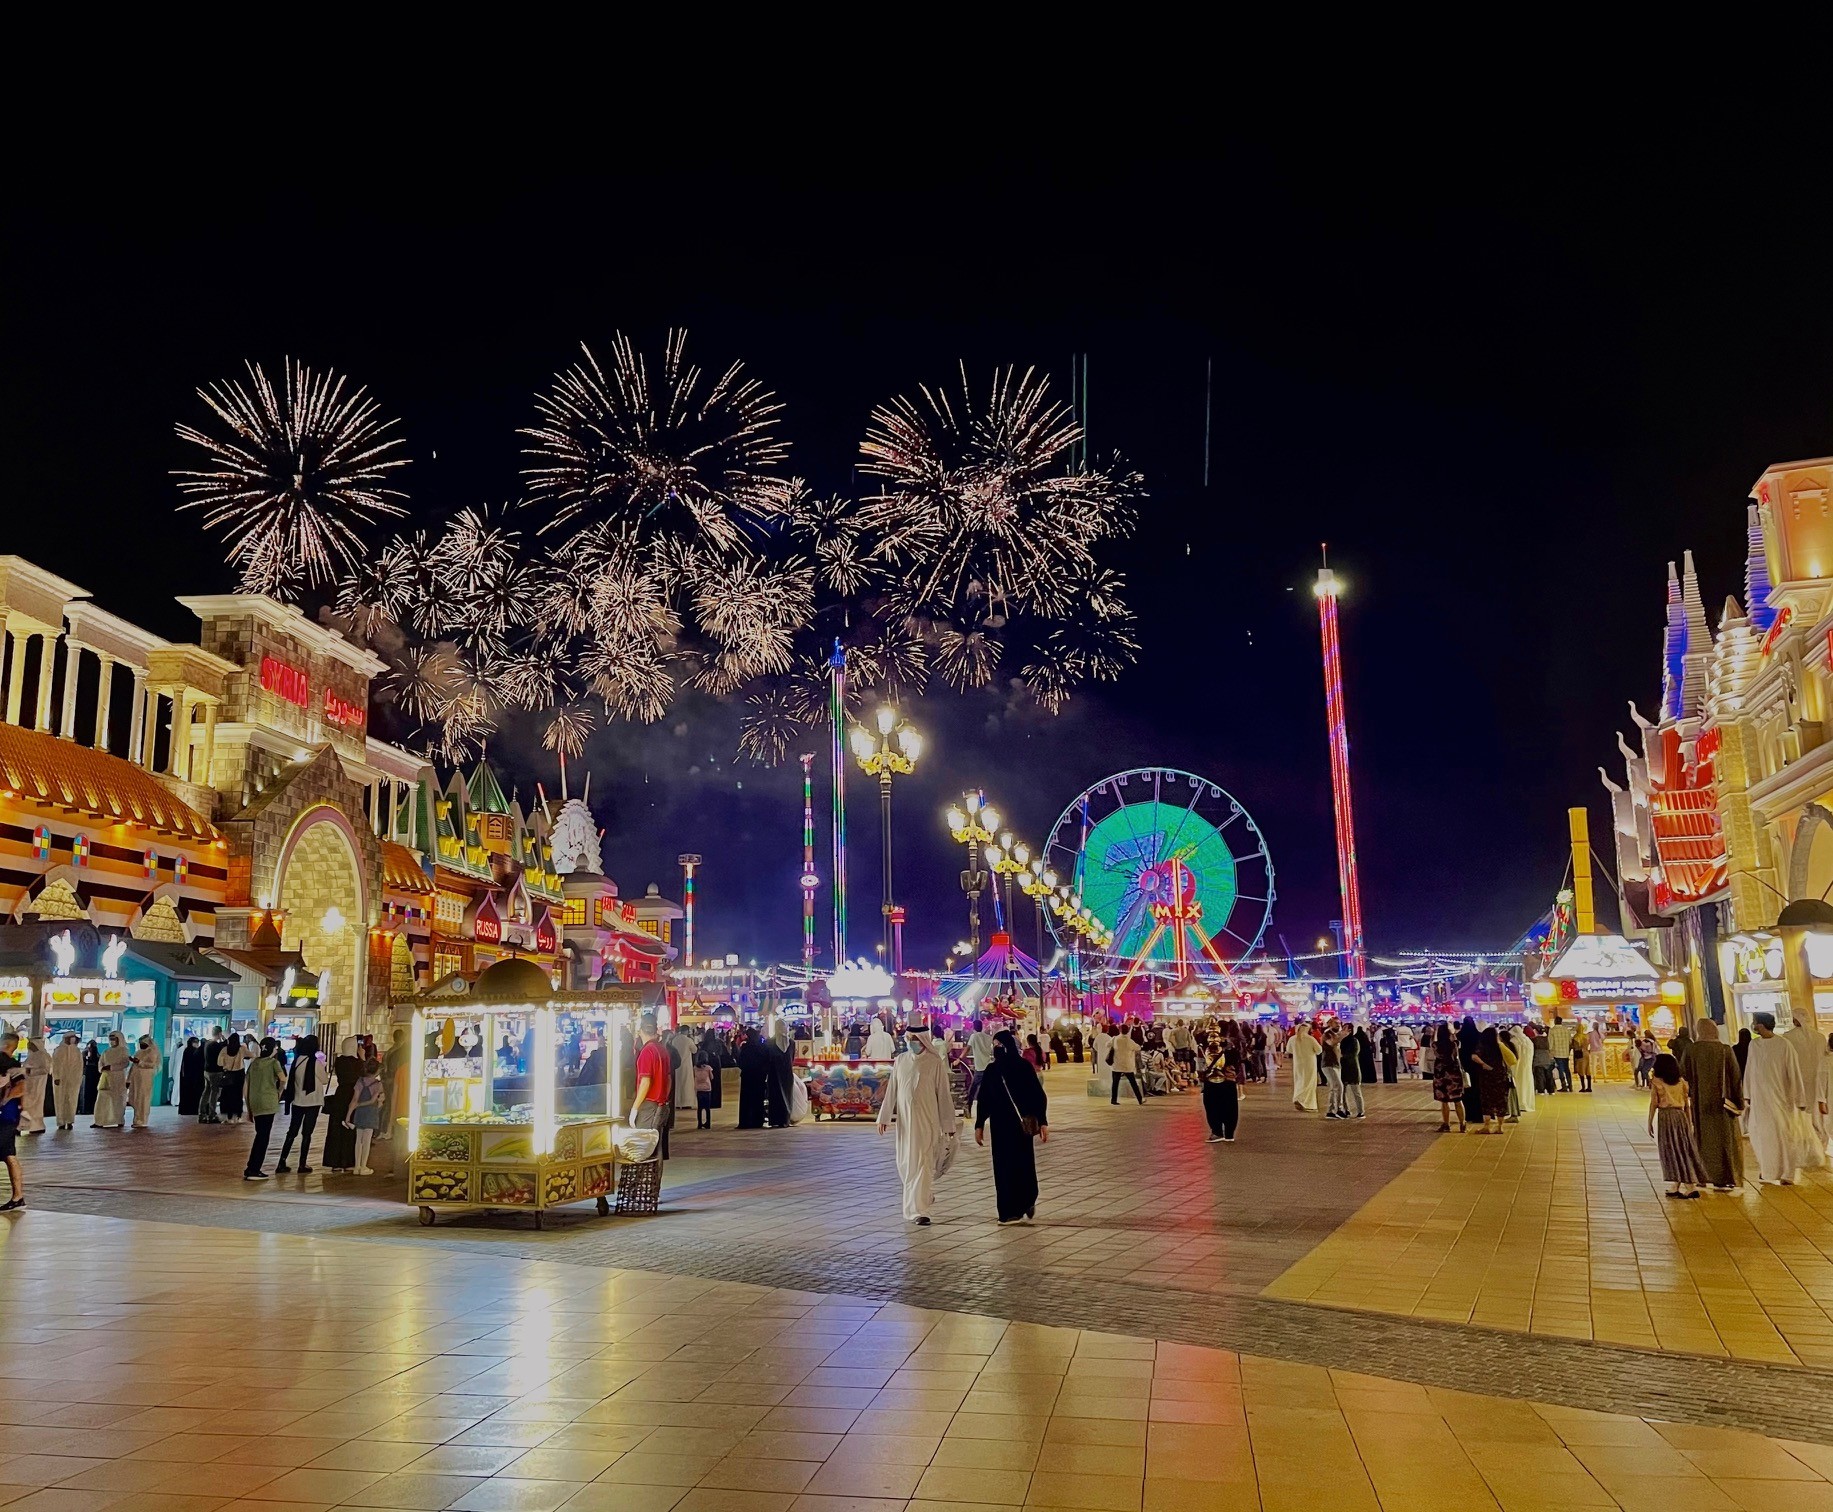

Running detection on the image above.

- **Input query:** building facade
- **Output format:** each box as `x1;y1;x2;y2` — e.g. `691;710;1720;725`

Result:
1610;457;1833;1030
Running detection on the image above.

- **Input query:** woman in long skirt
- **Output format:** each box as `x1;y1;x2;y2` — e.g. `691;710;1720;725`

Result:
321;1038;362;1172
177;1037;205;1116
974;1030;1049;1222
1470;1026;1513;1135
735;1030;769;1129
1648;1052;1707;1197
1379;1027;1398;1084
78;1041;100;1115
1457;1017;1483;1128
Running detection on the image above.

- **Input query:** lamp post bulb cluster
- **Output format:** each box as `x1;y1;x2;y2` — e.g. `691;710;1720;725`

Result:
852;706;920;971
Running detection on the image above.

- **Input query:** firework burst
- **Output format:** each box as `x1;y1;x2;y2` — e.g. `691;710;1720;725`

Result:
522;330;789;548
175;358;408;595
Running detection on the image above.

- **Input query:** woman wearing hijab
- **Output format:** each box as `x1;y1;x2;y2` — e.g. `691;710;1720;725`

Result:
1456;1017;1483;1129
1734;1027;1752;1076
974;1029;1048;1223
1379;1026;1398;1084
1684;1019;1745;1191
243;1037;285;1180
735;1029;769;1129
1470;1026;1514;1135
177;1035;205;1116
321;1037;363;1172
79;1040;100;1115
765;1023;794;1128
1355;1027;1377;1086
93;1032;129;1128
218;1033;247;1123
275;1035;324;1174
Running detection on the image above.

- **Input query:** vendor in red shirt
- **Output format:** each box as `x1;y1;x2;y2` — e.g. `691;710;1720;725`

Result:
632;1012;673;1158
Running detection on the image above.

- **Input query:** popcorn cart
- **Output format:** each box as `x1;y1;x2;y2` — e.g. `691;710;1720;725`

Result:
404;964;653;1228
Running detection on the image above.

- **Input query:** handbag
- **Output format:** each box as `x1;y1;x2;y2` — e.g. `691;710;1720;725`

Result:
1002;1073;1040;1137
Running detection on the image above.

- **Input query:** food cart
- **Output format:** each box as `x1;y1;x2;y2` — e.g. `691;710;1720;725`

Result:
800;1053;896;1119
404;961;654;1228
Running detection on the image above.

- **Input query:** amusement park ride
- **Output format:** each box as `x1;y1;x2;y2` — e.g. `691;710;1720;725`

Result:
1044;767;1277;1010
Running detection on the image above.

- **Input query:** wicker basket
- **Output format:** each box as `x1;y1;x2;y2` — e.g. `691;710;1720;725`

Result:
613;1157;662;1215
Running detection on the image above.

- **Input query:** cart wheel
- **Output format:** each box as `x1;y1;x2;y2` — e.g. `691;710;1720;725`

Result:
533;1211;546;1231
596;1195;610;1216
418;1206;436;1227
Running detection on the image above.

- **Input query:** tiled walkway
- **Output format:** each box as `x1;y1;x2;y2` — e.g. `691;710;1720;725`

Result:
6;1209;1833;1512
14;1071;1441;1298
1263;1082;1833;1365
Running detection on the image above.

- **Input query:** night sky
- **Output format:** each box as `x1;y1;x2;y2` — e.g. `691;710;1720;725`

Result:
8;133;1831;970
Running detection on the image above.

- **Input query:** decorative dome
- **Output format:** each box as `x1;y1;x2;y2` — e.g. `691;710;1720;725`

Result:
468;956;555;1003
1777;899;1833;929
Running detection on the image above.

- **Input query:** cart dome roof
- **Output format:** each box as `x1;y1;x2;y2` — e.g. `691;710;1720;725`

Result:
469;957;555;1003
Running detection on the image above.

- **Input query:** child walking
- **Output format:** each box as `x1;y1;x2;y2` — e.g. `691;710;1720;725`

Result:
1648;1052;1707;1198
693;1055;715;1129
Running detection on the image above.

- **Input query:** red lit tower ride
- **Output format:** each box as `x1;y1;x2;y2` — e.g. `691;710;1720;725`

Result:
1315;561;1367;994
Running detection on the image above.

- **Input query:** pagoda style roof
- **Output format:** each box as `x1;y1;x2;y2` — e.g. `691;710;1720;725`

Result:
466;761;511;814
381;839;435;896
0;722;217;841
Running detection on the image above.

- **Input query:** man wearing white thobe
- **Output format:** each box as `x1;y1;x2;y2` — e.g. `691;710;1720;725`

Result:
50;1034;82;1131
20;1039;51;1135
875;1021;957;1224
1781;1019;1830;1168
864;1019;896;1060
1745;1014;1810;1185
1288;1022;1320;1112
671;1028;699;1119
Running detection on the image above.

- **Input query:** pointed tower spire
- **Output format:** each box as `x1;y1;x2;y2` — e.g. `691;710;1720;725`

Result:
1679;549;1713;719
1745;503;1778;632
1661;560;1685;721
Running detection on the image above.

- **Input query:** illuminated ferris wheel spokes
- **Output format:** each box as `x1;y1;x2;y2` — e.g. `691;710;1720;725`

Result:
1045;767;1275;996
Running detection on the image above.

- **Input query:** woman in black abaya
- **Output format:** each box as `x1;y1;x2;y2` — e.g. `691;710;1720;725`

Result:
735;1030;769;1129
974;1029;1049;1223
764;1025;794;1127
1457;1016;1483;1128
177;1036;205;1116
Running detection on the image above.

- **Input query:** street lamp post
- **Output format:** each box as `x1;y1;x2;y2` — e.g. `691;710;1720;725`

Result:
945;793;997;961
851;707;921;970
1020;856;1057;1018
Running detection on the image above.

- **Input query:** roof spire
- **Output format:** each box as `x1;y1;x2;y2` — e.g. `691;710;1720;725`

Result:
1679;549;1712;719
1661;560;1685;721
1745;503;1778;632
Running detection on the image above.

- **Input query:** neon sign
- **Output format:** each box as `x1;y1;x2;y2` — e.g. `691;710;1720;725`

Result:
261;655;310;708
323;688;364;729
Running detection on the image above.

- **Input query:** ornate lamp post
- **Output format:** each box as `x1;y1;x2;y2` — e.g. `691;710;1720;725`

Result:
945;792;997;961
984;833;1028;942
1020;855;1057;1017
851;707;921;969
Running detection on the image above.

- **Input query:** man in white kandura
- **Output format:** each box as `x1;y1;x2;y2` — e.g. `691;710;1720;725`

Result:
20;1038;50;1135
875;1018;959;1226
1745;1013;1810;1185
1781;1015;1831;1168
1288;1021;1321;1112
50;1033;82;1131
864;1017;896;1061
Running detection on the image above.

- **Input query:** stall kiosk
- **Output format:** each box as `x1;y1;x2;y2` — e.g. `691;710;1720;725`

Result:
404;958;653;1228
1529;933;1687;1080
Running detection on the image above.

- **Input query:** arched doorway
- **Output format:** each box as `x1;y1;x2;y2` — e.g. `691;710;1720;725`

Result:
275;810;368;1039
1791;805;1833;905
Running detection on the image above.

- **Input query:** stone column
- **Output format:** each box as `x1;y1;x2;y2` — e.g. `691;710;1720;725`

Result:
127;670;147;764
94;656;115;752
58;642;83;740
1;617;23;726
386;780;398;842
169;693;189;778
202;700;218;788
33;634;55;731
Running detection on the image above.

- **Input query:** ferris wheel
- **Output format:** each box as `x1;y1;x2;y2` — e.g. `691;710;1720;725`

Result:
1043;767;1275;995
